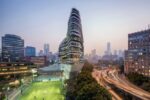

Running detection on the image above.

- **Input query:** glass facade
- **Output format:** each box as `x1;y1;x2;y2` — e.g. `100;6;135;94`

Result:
2;34;24;62
59;8;84;64
125;29;150;77
44;44;49;56
25;46;36;57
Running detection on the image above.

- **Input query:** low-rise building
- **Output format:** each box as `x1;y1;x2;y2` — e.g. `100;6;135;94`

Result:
0;62;34;76
30;56;47;67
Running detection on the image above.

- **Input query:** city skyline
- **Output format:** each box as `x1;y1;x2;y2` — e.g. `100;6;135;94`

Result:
1;0;150;55
0;1;150;99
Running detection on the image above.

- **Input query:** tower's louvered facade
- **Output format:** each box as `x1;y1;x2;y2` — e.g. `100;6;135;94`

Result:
59;8;84;64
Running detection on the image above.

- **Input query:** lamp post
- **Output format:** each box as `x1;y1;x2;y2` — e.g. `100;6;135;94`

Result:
20;78;24;95
6;86;10;100
31;68;37;82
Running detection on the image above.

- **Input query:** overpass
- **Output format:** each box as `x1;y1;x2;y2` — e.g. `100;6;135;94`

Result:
92;69;150;100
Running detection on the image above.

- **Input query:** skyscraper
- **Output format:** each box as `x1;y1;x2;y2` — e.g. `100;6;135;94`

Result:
114;50;117;55
38;50;44;56
91;49;96;56
125;29;150;77
0;48;2;62
2;34;24;62
25;46;36;57
44;44;49;56
105;42;111;55
59;8;84;64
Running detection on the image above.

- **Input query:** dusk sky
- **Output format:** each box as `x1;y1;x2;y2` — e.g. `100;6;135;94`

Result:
0;0;150;55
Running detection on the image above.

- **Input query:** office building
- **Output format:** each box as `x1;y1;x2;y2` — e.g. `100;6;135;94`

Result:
0;48;2;62
86;49;100;64
44;44;49;56
30;56;47;67
124;29;150;77
114;50;117;55
25;46;36;57
59;8;84;64
0;62;34;76
91;49;96;56
2;34;24;62
38;50;44;56
105;42;112;56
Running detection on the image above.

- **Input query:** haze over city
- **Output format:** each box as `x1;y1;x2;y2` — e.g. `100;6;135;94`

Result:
0;0;150;100
0;0;150;55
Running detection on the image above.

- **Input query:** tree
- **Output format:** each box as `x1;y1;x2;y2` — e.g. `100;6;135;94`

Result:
127;72;150;92
66;61;112;100
76;82;111;100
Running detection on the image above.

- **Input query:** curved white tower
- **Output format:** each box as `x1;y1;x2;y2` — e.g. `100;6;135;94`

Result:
59;8;84;64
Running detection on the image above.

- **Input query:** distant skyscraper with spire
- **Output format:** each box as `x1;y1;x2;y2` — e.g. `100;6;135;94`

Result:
59;8;84;64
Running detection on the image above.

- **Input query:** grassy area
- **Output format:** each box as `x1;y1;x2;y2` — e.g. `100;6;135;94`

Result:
18;81;64;100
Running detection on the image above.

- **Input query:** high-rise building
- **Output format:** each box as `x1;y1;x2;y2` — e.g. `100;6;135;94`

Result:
44;44;49;56
105;42;111;55
59;8;84;64
87;49;100;64
118;50;124;58
124;29;150;77
2;34;24;62
107;42;111;52
25;46;36;57
38;50;44;56
114;50;117;55
0;48;2;62
91;49;96;56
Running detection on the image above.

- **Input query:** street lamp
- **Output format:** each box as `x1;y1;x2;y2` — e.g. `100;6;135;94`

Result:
6;86;10;100
31;69;37;82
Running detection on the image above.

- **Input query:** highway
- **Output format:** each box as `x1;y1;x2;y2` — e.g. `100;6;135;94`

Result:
92;68;150;100
92;69;122;100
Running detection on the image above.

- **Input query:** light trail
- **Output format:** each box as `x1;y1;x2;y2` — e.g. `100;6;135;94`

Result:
99;68;150;100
